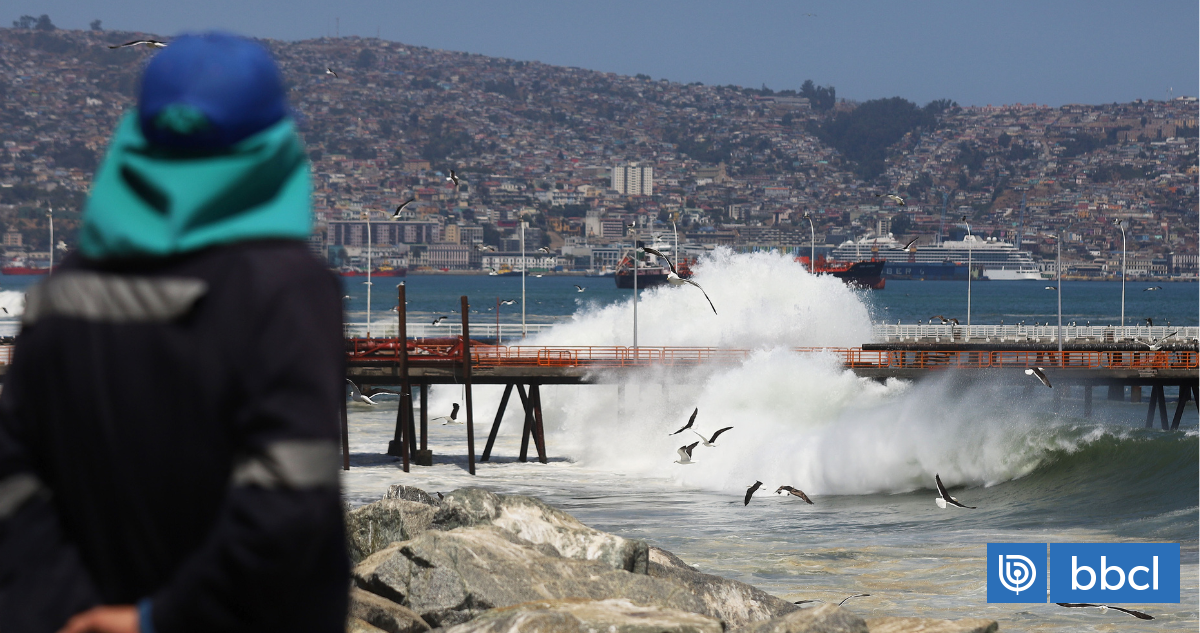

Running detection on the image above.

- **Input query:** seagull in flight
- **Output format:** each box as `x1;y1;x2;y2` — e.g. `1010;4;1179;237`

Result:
432;403;461;425
1055;603;1153;620
432;316;448;325
934;473;976;509
325;67;338;78
874;193;905;206
692;426;733;447
674;442;698;465
901;237;919;252
744;481;763;506
775;486;814;504
1141;331;1178;351
446;170;460;187
1143;286;1162;291
794;594;870;607
641;247;717;315
573;285;586;292
669;408;699;436
475;244;496;251
1044;286;1056;290
392;198;415;217
346;379;397;405
1024;366;1052;388
536;247;551;253
108;39;167;49
500;299;517;306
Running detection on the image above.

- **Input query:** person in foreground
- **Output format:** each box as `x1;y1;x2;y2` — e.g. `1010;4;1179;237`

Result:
0;33;348;632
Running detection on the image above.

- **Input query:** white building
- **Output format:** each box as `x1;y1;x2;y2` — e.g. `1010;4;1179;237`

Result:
611;164;653;196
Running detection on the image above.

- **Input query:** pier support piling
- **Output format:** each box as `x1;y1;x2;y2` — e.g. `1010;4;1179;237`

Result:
461;296;476;475
1144;384;1168;430
1171;384;1198;430
340;393;349;471
530;384;548;463
1131;385;1142;403
481;383;514;462
517;384;533;462
1107;384;1123;401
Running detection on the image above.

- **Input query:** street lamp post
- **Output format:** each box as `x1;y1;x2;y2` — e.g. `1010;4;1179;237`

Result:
46;204;54;273
962;217;973;327
1056;234;1063;359
632;226;638;349
1114;218;1126;333
365;211;373;338
520;217;527;338
802;211;815;272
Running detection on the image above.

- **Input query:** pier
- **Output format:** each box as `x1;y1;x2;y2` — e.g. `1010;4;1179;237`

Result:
345;294;1198;475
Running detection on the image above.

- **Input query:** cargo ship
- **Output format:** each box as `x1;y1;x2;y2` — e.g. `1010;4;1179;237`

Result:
2;258;52;275
338;264;406;277
797;255;886;289
613;250;694;289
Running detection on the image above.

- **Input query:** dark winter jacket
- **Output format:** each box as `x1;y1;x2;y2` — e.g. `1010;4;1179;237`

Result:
0;240;349;632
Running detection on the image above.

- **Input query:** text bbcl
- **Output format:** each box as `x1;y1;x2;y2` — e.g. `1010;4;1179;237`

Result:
1050;544;1180;603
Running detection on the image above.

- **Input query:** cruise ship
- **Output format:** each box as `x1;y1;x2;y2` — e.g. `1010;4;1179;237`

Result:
830;234;1043;281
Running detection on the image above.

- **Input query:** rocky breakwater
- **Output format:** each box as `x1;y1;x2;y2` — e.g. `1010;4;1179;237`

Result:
344;485;999;633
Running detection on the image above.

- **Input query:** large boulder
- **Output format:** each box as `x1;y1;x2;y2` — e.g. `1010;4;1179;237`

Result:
434;487;649;573
346;499;438;564
385;484;442;506
348;587;430;633
347;617;387;633
865;617;998;633
648;555;798;628
353;526;704;628
441;598;725;633
734;603;868;633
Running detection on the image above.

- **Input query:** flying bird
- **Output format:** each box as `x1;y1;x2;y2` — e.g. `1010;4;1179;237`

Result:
1055;603;1153;620
744;481;763;506
902;237;919;252
1142;331;1178;351
794;594;870;607
432;316;448;325
500;299;517;305
692;426;733;447
346;379;397;405
55;240;68;252
475;244;496;251
641;247;717;315
1044;286;1057;290
669;408;699;436
432;403;461;425
446;170;460;187
934;473;976;509
108;39;167;49
930;315;951;325
1024;367;1052;388
960;214;968;223
874;193;905;206
325;67;338;78
1143;286;1161;291
536;247;551;253
392;198;415;217
775;486;814;504
674;442;698;465
573;285;586;292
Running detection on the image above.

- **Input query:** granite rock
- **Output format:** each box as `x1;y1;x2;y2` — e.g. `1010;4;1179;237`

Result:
441;598;725;633
734;603;868;633
385;484;442;507
647;554;798;628
865;617;999;633
353;526;704;628
346;499;438;564
349;587;430;633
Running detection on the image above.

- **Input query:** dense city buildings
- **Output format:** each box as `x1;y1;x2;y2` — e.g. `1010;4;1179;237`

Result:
0;27;1195;279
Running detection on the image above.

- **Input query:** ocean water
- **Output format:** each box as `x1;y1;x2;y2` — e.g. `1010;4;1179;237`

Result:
2;255;1197;630
335;251;1198;632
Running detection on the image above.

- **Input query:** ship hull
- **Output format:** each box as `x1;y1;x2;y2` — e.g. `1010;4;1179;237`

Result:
2;266;51;275
881;262;966;281
827;260;886;289
339;268;407;277
983;268;1043;281
615;271;671;288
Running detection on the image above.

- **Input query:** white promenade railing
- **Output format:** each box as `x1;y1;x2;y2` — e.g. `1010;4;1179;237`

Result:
871;324;1199;343
344;322;556;341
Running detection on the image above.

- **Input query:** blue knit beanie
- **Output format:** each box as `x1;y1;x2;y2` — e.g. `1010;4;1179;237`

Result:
138;32;286;150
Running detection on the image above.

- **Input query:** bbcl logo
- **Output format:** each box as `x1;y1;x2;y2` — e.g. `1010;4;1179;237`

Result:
987;543;1046;603
1050;543;1180;603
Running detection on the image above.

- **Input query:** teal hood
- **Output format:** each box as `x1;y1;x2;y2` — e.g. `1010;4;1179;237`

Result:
80;110;312;260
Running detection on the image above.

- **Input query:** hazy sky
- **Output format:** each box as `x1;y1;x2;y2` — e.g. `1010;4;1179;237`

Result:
15;1;1199;107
